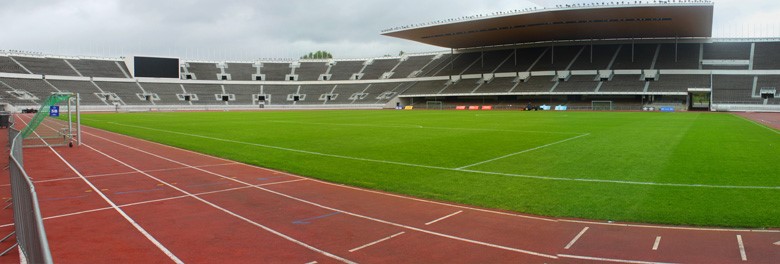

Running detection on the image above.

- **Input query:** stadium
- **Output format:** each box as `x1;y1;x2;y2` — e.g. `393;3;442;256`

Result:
0;1;779;263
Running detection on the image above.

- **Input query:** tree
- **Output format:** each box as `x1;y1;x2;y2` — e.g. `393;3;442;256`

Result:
398;51;405;56
301;50;333;59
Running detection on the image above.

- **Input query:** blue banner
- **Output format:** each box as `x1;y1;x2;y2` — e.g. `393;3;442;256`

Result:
49;106;59;117
660;107;675;112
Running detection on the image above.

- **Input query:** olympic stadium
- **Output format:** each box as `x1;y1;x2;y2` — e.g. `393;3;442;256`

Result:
0;1;778;263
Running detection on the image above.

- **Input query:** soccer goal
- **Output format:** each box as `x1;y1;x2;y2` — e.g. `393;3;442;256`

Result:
426;101;443;110
20;93;81;148
592;100;614;111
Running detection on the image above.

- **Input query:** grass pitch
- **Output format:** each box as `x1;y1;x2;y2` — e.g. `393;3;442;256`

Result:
79;110;780;228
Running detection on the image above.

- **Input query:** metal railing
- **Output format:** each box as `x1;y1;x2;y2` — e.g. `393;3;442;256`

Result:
4;126;53;263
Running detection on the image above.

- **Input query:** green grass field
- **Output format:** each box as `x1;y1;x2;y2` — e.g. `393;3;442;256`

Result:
78;110;780;228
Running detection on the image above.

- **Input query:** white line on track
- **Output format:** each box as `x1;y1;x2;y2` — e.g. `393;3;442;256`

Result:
737;235;747;261
425;210;463;225
82;126;780;233
0;179;308;229
85;131;559;259
348;232;406;252
80;143;356;264
734;114;780;135
564;227;589;249
101;122;780;190
652;236;662;251
17;115;185;264
456;133;590;169
30;163;237;184
557;254;677;264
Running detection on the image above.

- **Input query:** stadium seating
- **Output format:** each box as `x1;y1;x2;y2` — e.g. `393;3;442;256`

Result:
648;75;710;93
181;83;226;105
187;62;220;80
138;82;190;105
390;55;434;79
712;75;760;104
329;61;365;80
0;56;30;74
752;42;780;70
474;77;517;93
296;62;328;81
598;75;646;93
361;59;398;79
439;79;480;94
223;84;261;105
554;75;599;93
67;59;128;78
224;63;256;81
94;81;154;105
462;49;513;75
46;79;107;105
12;57;78;76
261;63;292;81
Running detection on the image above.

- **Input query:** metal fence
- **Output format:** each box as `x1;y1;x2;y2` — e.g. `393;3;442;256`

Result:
6;127;53;263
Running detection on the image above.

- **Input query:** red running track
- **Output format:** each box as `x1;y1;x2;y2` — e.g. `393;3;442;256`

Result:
1;113;779;263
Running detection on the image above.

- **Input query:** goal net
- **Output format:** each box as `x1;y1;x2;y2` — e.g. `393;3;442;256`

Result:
20;93;80;148
592;100;614;111
426;101;443;110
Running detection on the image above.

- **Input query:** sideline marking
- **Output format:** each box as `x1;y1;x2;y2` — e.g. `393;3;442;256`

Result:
102;123;780;190
734;114;780;135
271;120;585;135
558;254;677;264
737;235;747;261
86;131;558;259
565;227;589;249
80;143;356;264
17;116;185;264
456;134;590;169
774;241;780;246
425;210;463;226
349;232;406;253
652;236;661;251
83;126;780;232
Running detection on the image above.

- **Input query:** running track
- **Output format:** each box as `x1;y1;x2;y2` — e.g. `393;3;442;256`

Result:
3;114;779;263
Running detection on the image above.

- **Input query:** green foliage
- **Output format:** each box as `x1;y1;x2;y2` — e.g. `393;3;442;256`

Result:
301;50;333;59
80;110;780;228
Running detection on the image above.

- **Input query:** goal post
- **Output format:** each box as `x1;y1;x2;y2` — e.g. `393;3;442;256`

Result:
426;101;443;110
20;93;80;148
592;100;614;111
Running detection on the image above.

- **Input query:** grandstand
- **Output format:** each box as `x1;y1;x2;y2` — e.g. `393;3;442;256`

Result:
0;2;778;112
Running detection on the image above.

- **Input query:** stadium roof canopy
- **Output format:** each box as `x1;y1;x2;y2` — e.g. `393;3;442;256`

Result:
381;3;714;49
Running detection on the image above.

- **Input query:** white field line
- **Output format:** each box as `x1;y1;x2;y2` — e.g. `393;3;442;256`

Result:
271;120;585;135
101;123;780;191
348;232;406;252
734;114;780;135
652;236;662;251
456;133;590;170
80;125;780;233
564;227;589;249
17;116;185;264
557;254;678;264
85;131;559;259
425;211;463;226
0;179;307;229
80;143;356;264
737;235;747;261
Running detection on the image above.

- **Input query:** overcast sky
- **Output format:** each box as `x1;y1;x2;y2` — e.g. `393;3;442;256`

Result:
1;0;779;61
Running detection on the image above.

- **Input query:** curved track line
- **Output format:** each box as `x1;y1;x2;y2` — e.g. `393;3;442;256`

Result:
84;131;559;259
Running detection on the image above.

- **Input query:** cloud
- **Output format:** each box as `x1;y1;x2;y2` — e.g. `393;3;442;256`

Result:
1;0;778;60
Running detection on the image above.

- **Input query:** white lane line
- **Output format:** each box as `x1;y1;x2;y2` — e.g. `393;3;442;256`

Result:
0;179;308;229
85;131;559;259
348;232;406;253
79;143;356;264
32;163;238;184
82;126;780;232
565;227;589;249
737;235;747;261
304;261;318;264
425;210;463;226
456;133;590;170
558;254;677;264
17;117;185;264
100;123;780;191
652;236;661;251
